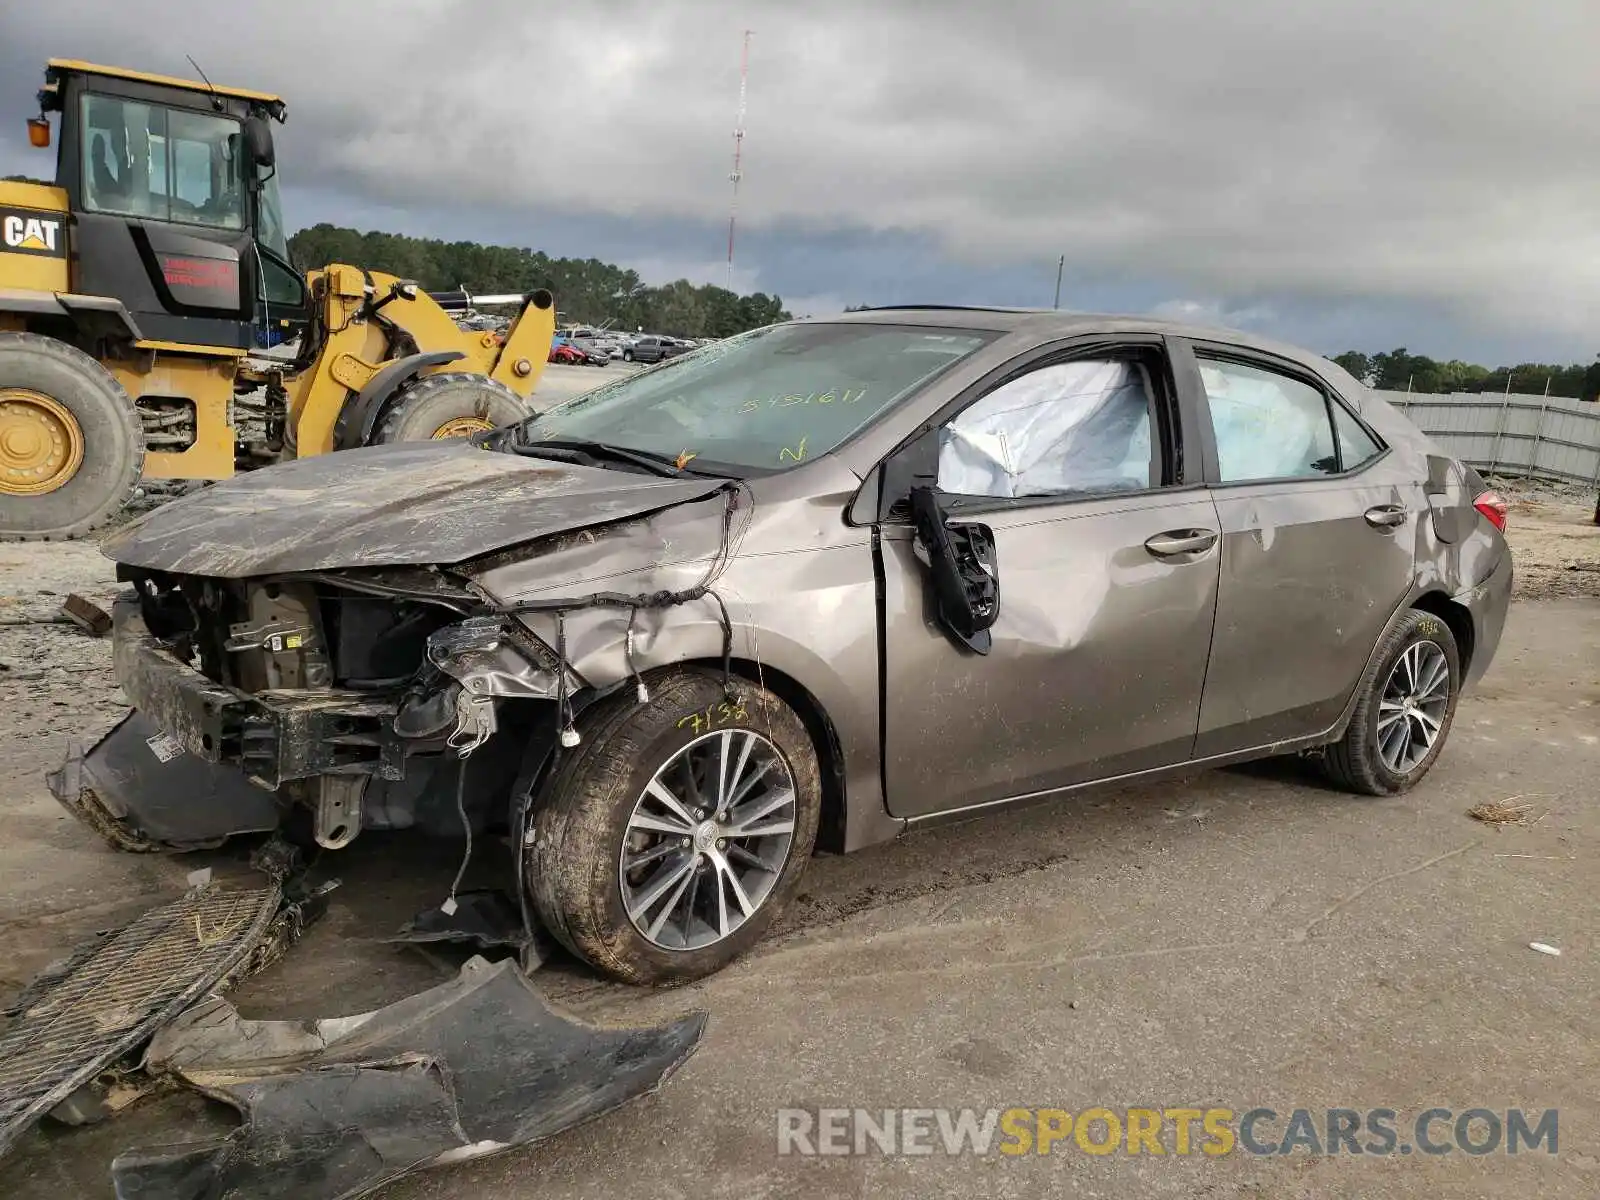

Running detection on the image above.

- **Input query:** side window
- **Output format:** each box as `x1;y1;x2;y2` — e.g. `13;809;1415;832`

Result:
80;94;244;231
938;357;1156;499
1330;398;1383;470
258;251;305;308
1198;357;1338;482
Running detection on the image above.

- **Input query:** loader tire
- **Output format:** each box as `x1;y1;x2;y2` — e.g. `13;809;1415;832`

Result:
370;372;531;444
0;332;144;541
528;668;822;986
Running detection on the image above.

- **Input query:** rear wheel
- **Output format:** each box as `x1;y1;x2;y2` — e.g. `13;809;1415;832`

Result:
1323;608;1461;795
528;668;822;984
369;371;531;444
0;332;143;541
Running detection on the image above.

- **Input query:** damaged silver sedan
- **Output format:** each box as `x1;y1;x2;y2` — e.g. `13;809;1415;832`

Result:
66;308;1513;984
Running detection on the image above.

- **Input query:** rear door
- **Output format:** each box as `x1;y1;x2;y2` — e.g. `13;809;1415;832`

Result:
1172;340;1417;756
877;337;1223;817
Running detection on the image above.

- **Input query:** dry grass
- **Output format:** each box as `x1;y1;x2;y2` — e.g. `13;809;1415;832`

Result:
1467;799;1534;825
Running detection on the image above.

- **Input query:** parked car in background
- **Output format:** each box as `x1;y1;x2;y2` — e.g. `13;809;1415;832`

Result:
91;309;1511;988
548;342;586;365
622;335;682;363
561;328;625;363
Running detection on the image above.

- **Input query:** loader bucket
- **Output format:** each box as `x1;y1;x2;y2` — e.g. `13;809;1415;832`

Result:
112;956;707;1199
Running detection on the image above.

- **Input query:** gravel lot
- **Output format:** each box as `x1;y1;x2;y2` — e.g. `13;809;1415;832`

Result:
532;359;635;409
0;485;1595;1198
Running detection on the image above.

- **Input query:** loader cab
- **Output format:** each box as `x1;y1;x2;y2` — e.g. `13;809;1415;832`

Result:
39;60;307;349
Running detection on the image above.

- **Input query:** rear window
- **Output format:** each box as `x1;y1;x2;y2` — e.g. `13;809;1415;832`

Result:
1330;400;1383;469
524;322;997;473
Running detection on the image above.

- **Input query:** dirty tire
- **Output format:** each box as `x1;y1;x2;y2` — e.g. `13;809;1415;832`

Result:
528;668;822;985
1322;608;1461;796
0;332;144;541
622;349;634;362
369;371;531;444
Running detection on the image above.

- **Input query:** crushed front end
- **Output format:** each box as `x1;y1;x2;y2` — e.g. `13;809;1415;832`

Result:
53;565;567;854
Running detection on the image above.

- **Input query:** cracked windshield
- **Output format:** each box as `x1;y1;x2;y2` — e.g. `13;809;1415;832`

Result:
520;323;994;472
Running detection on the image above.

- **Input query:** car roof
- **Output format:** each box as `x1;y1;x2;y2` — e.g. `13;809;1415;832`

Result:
824;305;1360;391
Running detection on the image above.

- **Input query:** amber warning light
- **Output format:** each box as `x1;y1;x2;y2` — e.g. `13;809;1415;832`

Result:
27;117;50;148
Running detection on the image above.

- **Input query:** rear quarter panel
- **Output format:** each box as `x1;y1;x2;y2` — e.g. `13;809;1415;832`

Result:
1350;386;1512;685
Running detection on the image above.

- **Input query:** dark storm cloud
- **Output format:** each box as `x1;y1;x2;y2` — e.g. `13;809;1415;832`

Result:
3;0;1597;359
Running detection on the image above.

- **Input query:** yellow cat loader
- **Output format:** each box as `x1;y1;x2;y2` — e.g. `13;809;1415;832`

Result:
0;60;556;541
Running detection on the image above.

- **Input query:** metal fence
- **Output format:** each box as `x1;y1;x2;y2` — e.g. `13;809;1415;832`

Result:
1376;390;1600;485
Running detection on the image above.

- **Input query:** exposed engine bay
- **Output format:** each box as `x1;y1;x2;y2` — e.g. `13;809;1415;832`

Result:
103;564;566;852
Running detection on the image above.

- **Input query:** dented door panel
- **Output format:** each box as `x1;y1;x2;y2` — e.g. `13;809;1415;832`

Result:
880;490;1222;818
1195;476;1419;756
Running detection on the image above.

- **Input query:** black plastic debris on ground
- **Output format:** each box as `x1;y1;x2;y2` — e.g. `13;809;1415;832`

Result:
114;955;708;1200
389;889;529;951
389;889;566;974
0;880;282;1157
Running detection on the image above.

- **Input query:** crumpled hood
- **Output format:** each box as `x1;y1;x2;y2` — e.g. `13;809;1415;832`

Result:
102;441;727;577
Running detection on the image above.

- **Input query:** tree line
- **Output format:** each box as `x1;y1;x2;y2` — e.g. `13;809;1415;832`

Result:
287;224;791;339
1332;348;1600;401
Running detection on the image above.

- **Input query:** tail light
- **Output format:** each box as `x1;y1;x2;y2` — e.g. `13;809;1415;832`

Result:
1473;490;1508;532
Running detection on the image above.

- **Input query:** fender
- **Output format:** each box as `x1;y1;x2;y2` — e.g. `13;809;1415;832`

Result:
0;288;143;341
333;349;464;451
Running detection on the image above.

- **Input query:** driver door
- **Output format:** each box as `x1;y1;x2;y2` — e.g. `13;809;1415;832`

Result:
877;340;1222;818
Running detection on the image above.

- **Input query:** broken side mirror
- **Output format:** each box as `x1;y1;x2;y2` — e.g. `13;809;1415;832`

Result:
909;485;1000;654
244;114;275;168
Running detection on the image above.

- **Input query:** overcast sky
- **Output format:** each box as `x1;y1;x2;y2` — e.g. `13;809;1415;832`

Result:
3;0;1597;364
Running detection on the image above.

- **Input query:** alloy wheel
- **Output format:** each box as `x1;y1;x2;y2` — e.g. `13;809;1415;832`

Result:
1377;640;1451;774
618;729;797;951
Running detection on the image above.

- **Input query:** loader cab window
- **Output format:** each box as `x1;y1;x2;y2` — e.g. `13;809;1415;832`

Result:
255;161;291;262
80;95;245;232
252;162;303;309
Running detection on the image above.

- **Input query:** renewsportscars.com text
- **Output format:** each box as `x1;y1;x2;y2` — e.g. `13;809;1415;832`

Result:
776;1106;1558;1158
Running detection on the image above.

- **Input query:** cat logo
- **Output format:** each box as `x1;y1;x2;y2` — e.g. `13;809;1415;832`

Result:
1;211;65;257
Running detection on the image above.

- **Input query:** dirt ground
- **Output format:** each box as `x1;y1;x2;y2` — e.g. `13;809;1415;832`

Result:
1485;478;1600;599
0;490;1596;1198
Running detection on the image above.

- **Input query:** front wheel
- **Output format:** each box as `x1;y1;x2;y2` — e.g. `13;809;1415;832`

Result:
369;371;531;443
528;668;822;984
1322;609;1461;795
622;349;634;362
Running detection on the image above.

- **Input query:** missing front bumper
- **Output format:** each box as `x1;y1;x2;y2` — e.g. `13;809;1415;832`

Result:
110;598;410;789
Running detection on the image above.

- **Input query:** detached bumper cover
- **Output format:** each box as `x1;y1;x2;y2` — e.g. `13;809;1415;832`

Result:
111;598;408;788
113;956;708;1200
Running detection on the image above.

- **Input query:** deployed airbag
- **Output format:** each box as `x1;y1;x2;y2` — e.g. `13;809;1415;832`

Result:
938;359;1152;498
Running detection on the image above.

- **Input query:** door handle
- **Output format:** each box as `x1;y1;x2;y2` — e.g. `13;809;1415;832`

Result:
1144;529;1218;557
1364;505;1408;529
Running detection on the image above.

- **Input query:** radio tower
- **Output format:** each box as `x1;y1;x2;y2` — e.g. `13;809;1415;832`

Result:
726;30;752;290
